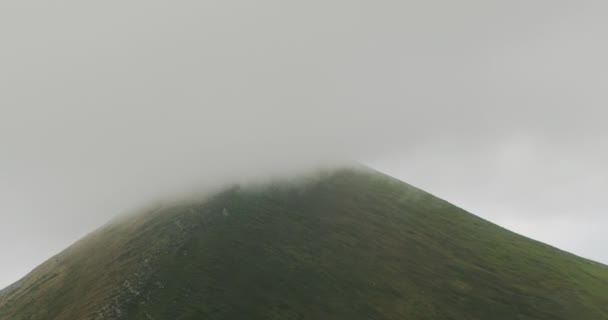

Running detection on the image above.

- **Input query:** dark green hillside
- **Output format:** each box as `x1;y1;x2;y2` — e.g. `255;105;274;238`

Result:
1;167;607;319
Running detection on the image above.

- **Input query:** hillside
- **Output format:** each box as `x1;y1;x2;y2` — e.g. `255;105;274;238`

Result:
1;167;607;319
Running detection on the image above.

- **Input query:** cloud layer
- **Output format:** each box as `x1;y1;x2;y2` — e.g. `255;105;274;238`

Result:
2;0;607;287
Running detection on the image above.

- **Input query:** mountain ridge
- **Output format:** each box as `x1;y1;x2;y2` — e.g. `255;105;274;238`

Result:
1;167;607;319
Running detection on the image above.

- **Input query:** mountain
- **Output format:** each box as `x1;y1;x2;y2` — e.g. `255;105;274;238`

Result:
1;167;607;319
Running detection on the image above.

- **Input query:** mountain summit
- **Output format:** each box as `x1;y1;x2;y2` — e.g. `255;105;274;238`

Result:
1;168;607;319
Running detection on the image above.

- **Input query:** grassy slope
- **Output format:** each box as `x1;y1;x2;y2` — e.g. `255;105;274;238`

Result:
1;168;607;319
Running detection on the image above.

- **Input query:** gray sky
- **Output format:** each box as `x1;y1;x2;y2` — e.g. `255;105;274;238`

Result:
1;0;607;288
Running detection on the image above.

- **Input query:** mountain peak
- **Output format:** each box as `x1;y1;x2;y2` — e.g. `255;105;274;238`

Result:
1;168;607;319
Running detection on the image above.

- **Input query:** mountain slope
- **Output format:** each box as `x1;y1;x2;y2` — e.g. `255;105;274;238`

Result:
1;168;607;319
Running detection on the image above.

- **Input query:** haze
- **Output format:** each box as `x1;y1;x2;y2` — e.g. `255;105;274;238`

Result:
1;0;607;288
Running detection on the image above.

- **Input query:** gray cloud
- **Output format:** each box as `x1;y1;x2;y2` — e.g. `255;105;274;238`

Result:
1;0;607;287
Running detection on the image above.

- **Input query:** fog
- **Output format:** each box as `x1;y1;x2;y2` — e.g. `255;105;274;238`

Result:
2;0;608;288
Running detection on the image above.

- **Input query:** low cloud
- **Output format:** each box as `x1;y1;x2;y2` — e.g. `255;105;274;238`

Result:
1;0;607;287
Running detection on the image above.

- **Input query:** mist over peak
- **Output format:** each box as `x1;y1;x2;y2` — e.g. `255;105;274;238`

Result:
2;0;608;288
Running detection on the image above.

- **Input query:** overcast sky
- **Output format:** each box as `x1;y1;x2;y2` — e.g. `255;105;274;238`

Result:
1;0;607;289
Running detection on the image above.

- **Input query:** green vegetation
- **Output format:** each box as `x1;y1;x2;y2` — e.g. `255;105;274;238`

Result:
1;167;607;319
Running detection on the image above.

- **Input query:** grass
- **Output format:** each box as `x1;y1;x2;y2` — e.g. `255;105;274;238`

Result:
1;167;607;319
